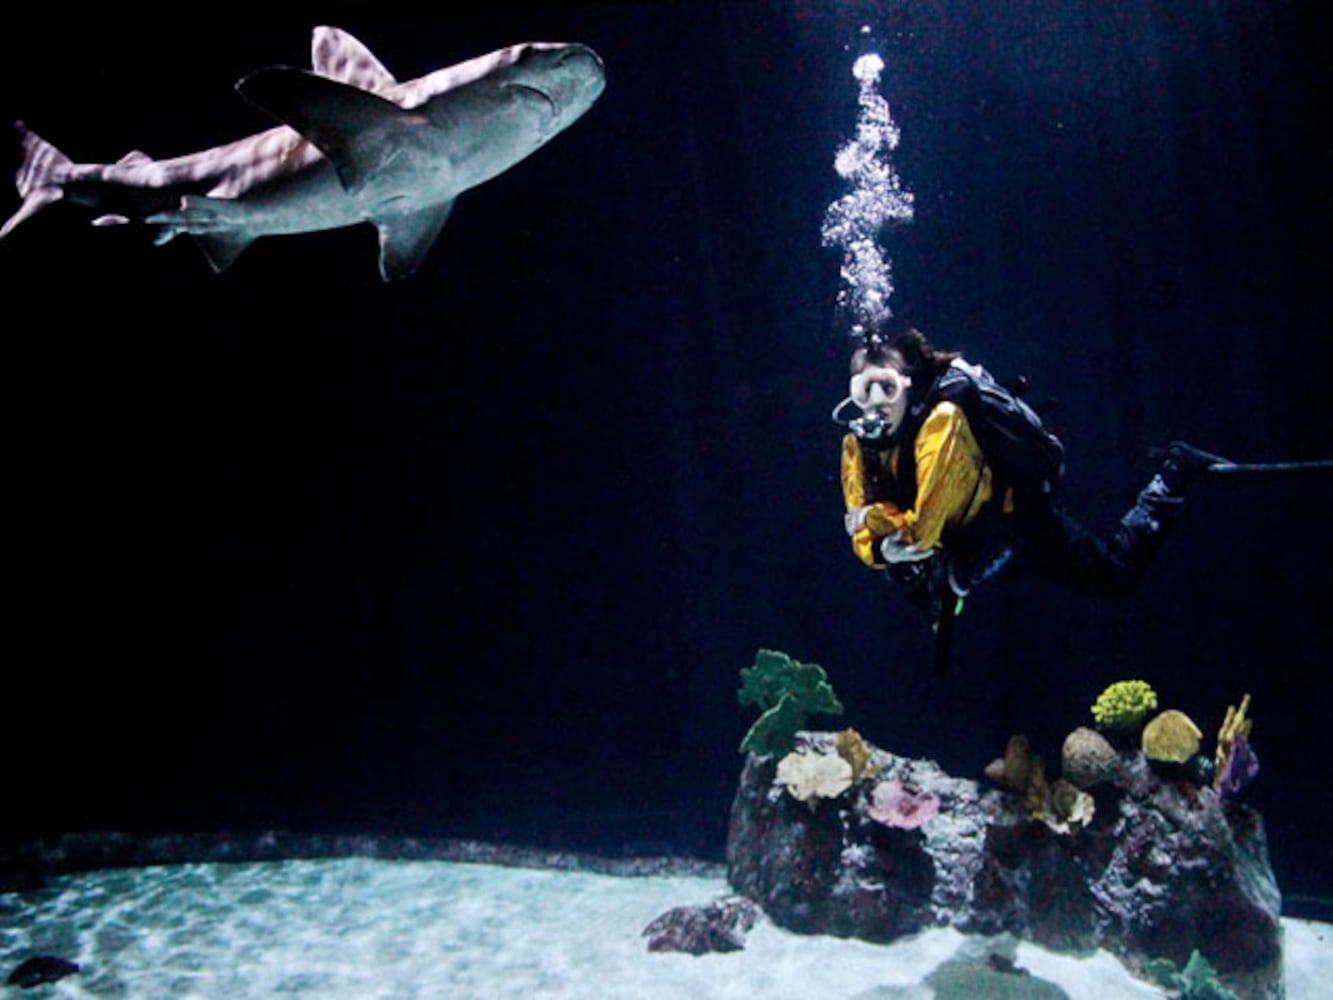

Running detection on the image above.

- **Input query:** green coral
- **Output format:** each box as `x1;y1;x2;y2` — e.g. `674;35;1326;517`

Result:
737;649;843;756
1090;679;1158;732
1144;950;1240;1000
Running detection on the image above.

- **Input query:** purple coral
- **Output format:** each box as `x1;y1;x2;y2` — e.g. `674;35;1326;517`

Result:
867;779;940;829
1216;733;1260;797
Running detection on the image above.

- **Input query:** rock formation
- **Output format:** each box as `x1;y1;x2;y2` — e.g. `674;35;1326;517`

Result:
726;731;1282;1000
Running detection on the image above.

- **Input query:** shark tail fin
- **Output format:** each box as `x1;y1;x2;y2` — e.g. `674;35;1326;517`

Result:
1;121;69;240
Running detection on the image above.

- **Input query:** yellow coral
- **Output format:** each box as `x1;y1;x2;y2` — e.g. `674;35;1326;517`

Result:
1141;709;1202;763
1215;694;1253;775
1091;680;1158;731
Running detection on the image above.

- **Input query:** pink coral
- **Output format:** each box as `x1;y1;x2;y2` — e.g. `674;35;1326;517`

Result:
867;779;940;830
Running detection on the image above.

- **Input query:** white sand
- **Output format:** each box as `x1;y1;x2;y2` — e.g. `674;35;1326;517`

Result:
1;858;1327;998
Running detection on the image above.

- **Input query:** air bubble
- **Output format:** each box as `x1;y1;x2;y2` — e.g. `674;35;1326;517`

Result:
821;51;913;339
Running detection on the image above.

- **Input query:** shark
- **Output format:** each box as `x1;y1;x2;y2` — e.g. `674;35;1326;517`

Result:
1;26;606;279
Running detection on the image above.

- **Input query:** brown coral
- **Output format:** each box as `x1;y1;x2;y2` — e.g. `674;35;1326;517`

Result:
984;734;1033;794
1023;758;1052;820
835;727;877;781
986;735;1093;835
1046;779;1096;834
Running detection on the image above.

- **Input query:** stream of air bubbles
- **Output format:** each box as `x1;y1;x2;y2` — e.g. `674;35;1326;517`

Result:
820;45;914;340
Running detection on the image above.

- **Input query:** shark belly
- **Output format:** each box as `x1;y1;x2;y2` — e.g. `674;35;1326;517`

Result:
213;159;370;237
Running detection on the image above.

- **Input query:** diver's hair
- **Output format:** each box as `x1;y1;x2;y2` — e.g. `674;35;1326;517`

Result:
849;328;959;380
892;328;960;380
849;343;902;375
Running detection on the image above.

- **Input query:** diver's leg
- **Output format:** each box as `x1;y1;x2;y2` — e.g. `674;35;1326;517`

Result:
1015;501;1156;598
1018;442;1222;597
1099;474;1184;592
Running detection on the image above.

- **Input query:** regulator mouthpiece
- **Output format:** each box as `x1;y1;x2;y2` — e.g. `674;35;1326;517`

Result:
831;396;889;440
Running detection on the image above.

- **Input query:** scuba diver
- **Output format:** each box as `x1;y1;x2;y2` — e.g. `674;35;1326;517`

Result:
833;327;1230;672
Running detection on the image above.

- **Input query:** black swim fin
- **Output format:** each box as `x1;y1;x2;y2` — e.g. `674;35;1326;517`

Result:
1153;442;1333;488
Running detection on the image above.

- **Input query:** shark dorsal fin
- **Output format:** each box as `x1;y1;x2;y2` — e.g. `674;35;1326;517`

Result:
237;66;444;194
310;26;398;96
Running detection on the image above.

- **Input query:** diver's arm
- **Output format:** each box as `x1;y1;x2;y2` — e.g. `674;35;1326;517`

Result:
842;409;990;564
900;402;991;551
841;433;906;568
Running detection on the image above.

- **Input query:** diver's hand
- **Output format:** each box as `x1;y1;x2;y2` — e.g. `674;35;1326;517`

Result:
845;506;870;536
880;531;933;564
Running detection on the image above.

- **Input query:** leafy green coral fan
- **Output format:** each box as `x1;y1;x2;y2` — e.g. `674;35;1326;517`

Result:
737;649;843;756
1144;950;1241;1000
1090;679;1158;732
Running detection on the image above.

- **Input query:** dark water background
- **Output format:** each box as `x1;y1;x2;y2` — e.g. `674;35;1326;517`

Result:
4;1;1329;900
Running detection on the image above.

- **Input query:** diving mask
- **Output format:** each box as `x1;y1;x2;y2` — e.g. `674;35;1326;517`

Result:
832;365;912;440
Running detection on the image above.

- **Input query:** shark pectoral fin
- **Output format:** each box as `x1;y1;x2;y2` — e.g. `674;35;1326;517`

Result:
146;196;254;270
193;232;257;274
374;200;454;281
236;66;413;194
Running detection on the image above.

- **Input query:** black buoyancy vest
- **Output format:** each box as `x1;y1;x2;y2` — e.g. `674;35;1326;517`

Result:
894;359;1065;505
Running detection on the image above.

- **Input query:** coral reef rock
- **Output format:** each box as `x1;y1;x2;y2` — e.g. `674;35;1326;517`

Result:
642;896;760;955
1061;726;1119;789
727;732;1282;1000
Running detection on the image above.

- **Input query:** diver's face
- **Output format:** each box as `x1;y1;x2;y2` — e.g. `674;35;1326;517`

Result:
850;364;912;437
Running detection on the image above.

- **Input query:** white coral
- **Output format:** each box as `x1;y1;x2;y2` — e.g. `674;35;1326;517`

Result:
776;750;853;806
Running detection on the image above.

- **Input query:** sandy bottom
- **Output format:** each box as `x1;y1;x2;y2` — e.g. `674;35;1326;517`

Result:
1;858;1328;998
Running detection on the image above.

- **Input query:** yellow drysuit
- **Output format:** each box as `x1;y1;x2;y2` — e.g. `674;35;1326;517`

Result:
841;401;1008;569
